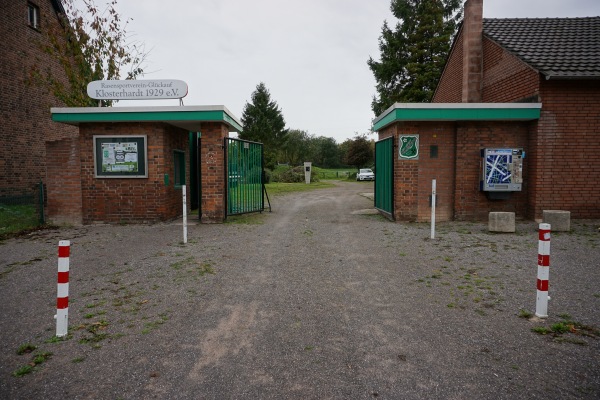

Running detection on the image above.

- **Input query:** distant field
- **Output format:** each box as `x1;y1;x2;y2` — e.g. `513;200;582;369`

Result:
312;167;355;180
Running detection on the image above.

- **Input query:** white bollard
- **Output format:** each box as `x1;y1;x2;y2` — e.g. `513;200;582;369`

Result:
55;240;70;337
182;185;187;244
535;223;551;318
430;179;436;239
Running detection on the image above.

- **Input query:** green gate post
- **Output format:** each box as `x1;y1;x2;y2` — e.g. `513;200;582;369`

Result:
375;137;394;218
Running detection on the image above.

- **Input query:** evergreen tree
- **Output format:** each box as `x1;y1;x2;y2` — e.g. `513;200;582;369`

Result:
240;83;287;169
368;0;463;116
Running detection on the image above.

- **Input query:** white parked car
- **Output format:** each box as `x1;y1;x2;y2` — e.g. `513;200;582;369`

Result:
356;168;375;181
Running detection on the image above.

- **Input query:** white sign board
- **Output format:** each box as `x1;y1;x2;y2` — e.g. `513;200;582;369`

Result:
87;79;188;100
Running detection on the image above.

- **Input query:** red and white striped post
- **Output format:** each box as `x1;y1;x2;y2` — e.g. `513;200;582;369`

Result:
55;240;70;337
536;223;551;318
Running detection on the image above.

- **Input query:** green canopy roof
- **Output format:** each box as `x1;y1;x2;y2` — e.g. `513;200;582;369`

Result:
373;103;541;132
51;105;243;133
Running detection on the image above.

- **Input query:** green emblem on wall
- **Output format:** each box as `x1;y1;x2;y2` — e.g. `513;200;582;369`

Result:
399;135;419;159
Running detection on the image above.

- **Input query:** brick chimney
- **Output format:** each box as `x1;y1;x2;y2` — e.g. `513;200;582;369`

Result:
462;0;483;102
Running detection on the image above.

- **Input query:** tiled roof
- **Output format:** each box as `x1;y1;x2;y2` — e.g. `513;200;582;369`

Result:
483;17;600;79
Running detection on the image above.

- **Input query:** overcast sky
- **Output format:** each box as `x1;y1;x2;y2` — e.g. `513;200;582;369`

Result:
107;0;599;142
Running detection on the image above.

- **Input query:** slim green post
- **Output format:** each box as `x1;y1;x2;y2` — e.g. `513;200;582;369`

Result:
39;181;45;225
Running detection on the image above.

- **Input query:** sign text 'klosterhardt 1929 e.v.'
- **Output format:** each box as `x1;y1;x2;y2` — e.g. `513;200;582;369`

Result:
87;80;188;100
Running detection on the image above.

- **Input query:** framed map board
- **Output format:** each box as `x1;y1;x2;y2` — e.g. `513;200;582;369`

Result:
93;135;147;178
480;148;523;191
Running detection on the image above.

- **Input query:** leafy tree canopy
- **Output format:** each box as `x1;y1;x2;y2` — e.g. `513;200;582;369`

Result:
310;136;341;169
344;135;374;170
368;0;463;116
30;0;147;106
281;129;311;166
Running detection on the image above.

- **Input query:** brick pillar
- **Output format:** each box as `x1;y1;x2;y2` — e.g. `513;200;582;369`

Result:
200;122;229;223
394;124;420;222
462;0;483;103
46;137;83;225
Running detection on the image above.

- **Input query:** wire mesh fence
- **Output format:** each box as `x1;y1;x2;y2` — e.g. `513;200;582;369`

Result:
317;170;352;179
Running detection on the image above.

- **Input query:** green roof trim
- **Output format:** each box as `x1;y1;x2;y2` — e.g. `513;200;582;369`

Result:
372;103;542;132
51;106;243;132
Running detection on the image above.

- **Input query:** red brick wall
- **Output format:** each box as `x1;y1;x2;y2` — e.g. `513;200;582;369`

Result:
200;122;229;223
416;123;456;222
45;137;82;225
432;16;599;220
396;161;420;221
454;121;532;220
481;37;539;102
434;33;540;104
46;120;238;224
462;0;483;102
162;125;191;219
378;125;396;141
77;122;189;224
0;0;78;197
433;28;463;103
381;122;456;222
381;120;534;222
530;80;600;219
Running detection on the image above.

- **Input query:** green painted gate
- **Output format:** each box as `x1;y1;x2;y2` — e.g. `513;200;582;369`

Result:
374;137;394;217
225;137;266;216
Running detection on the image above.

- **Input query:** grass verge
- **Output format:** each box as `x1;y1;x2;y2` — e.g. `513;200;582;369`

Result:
0;204;40;239
265;181;335;196
531;314;600;345
12;352;53;377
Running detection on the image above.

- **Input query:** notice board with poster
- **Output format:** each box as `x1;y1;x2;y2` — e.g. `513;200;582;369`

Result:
94;135;147;178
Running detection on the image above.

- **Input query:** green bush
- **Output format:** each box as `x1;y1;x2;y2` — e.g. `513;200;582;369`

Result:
270;166;319;183
551;322;570;334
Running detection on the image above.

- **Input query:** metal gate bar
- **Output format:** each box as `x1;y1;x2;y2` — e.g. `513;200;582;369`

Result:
375;136;394;218
225;138;266;216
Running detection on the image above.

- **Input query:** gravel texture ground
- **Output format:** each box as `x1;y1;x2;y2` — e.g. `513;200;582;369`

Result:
0;180;599;399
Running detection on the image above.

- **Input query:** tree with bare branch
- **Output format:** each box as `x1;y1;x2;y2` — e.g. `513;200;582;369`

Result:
30;0;148;107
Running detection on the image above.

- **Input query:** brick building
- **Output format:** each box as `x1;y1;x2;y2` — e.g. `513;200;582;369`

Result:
374;0;600;222
0;0;77;198
49;106;242;225
2;2;246;226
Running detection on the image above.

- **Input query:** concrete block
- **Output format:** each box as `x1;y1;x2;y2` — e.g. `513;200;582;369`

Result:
542;210;571;232
488;212;515;233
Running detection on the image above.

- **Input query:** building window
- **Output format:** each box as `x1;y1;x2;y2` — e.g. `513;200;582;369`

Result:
93;135;148;178
430;145;438;158
27;3;40;30
174;151;185;187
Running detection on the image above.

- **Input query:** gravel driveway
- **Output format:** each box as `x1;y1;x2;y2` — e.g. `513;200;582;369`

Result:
1;180;599;399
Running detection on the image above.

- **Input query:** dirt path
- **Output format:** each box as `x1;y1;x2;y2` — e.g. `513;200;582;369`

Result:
1;181;599;399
